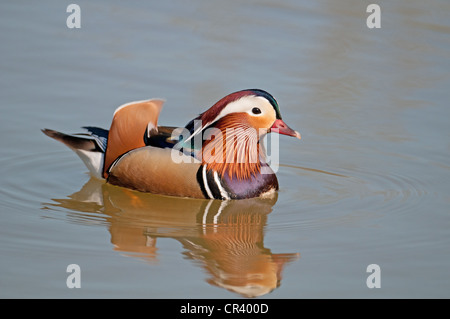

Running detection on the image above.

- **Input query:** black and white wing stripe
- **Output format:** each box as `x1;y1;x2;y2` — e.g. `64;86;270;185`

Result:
80;126;108;152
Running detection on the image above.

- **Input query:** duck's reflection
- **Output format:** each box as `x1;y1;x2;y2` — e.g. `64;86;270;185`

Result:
48;178;299;298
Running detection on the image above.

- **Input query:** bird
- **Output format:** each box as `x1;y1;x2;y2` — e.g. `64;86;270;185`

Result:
42;89;301;200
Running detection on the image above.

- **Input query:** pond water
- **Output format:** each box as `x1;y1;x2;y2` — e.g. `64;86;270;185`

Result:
1;0;449;298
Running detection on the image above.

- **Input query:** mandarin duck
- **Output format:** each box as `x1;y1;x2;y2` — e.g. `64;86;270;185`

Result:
42;89;301;200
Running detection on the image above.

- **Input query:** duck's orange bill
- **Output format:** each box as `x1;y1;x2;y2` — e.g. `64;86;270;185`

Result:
270;119;301;139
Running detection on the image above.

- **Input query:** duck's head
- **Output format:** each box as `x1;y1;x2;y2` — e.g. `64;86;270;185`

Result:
190;89;301;140
182;89;300;180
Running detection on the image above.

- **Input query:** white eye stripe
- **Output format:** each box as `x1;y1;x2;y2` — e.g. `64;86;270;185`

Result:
218;96;274;119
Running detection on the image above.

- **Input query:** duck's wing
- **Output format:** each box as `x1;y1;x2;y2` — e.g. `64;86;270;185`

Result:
144;125;179;149
103;99;164;177
81;126;108;152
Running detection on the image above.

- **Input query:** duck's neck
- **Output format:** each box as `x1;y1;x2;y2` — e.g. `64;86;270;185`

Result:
201;121;265;180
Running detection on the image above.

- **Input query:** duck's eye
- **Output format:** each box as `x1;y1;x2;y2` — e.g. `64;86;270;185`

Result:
252;107;262;115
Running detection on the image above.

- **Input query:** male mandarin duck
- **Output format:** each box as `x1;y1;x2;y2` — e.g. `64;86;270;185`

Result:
42;89;301;200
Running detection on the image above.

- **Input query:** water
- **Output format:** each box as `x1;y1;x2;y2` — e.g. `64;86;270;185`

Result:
1;0;449;298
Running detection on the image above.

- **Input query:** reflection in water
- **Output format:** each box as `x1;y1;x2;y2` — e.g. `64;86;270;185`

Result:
45;178;299;298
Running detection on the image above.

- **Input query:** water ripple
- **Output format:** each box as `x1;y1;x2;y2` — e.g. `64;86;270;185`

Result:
0;150;85;212
272;162;431;231
0;151;433;232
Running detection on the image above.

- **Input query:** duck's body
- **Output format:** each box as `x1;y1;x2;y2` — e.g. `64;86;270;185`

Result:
43;89;300;200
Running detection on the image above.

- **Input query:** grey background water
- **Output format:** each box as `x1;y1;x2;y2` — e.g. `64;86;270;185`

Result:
1;1;449;298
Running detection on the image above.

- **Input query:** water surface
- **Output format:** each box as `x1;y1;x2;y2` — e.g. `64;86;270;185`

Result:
1;0;449;298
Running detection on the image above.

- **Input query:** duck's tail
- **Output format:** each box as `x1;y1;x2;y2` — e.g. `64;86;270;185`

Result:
42;127;108;179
